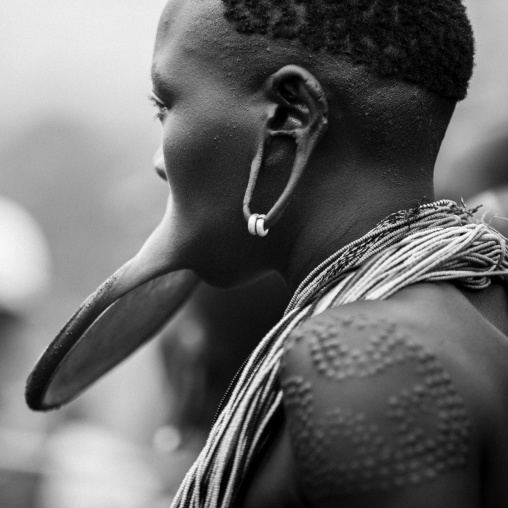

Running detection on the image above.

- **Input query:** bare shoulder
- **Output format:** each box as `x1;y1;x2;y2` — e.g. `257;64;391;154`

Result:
280;283;508;508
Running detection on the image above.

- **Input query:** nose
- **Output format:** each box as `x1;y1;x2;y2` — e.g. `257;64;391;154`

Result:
153;146;167;181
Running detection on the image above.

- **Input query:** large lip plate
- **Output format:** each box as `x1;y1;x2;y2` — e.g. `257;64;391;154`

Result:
26;270;198;411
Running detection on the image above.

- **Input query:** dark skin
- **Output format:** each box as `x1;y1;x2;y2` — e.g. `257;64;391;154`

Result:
149;0;508;506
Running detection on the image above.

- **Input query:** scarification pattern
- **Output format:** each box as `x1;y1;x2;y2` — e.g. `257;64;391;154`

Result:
282;314;472;502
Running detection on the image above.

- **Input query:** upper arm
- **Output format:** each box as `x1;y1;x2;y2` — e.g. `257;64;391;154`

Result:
280;306;477;508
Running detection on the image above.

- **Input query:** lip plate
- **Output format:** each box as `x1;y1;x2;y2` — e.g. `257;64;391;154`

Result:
26;270;198;411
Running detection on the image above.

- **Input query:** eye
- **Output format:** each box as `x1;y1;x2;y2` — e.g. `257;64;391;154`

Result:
149;93;169;121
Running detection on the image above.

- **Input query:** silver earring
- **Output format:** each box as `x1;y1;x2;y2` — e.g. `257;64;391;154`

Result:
248;214;269;237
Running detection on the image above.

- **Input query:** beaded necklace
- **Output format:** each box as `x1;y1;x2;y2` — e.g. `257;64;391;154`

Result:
171;200;508;508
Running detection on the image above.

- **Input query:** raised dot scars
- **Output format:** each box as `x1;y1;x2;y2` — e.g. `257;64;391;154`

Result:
281;311;472;503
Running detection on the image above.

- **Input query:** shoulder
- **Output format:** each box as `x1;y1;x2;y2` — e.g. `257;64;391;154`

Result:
280;287;489;507
282;283;508;413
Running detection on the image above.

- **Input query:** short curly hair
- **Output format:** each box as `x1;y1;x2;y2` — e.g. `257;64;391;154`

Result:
222;0;475;100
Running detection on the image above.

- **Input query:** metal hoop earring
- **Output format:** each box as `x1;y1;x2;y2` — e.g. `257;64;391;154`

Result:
247;213;269;237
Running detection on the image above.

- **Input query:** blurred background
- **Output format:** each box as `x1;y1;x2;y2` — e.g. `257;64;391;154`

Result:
0;0;507;506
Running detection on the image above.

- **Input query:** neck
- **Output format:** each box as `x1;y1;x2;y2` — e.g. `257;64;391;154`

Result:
278;175;435;294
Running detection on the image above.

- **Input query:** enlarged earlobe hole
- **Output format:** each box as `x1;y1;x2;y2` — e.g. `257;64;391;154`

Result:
243;65;328;227
249;137;296;215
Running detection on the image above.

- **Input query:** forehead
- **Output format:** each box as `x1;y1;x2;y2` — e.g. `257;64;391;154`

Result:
152;0;284;94
152;0;230;83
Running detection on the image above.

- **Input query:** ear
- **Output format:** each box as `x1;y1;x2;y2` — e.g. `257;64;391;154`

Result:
266;65;328;133
243;65;328;232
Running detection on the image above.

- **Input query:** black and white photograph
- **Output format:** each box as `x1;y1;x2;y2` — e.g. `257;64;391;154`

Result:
1;1;508;507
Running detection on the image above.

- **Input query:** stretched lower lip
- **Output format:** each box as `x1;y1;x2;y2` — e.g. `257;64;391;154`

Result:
25;269;198;410
25;194;195;410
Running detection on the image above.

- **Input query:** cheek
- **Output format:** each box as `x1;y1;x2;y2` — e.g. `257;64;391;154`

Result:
162;108;256;211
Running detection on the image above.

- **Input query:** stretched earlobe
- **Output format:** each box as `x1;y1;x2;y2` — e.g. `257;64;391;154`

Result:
243;65;329;237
